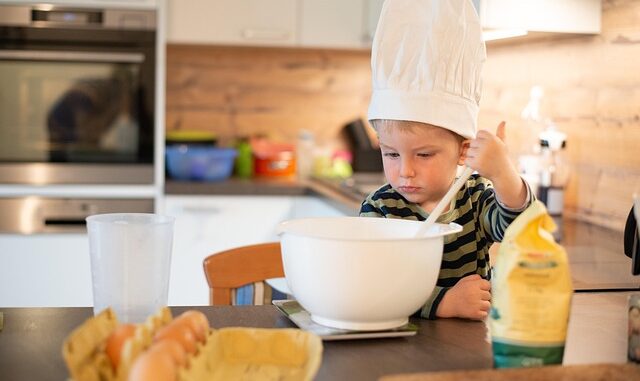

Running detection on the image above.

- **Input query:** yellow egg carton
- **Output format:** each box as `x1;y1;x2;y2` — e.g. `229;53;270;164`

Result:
63;307;172;381
62;308;323;381
180;328;322;381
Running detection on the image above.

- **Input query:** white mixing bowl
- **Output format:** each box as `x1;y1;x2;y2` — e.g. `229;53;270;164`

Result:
277;217;462;331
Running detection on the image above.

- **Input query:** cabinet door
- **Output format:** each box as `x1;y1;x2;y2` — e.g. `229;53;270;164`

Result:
290;196;348;218
29;0;158;8
167;0;298;46
299;0;365;49
479;0;601;34
163;195;349;305
363;0;386;47
163;195;296;306
299;0;385;49
0;234;93;307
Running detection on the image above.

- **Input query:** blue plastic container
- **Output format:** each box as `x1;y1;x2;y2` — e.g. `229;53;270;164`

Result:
166;146;238;181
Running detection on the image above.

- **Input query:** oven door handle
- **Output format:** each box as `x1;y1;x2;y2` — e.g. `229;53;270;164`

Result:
0;50;145;63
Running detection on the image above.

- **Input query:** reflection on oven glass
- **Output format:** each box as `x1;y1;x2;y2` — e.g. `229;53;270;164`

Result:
0;59;147;164
47;66;139;162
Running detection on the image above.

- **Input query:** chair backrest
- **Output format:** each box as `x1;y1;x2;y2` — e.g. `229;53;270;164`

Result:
202;242;284;305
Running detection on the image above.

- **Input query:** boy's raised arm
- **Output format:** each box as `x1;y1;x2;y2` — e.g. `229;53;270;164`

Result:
464;121;528;210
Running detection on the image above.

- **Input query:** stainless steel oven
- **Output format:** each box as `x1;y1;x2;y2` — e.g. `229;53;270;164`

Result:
0;4;157;184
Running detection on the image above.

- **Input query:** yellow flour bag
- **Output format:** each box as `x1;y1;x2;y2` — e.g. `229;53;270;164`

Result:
490;200;572;368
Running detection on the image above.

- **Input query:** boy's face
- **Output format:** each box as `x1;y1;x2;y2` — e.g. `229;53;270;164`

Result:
377;121;465;211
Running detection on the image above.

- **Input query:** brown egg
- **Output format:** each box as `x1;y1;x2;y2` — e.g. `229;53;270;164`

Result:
128;350;176;381
173;310;210;343
147;339;187;368
105;324;137;370
154;322;197;355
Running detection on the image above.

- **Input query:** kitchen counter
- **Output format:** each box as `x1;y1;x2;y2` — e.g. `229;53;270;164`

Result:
165;177;308;197
563;218;638;291
165;176;367;216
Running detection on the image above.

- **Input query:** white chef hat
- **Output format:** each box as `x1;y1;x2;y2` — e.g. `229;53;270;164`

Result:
367;0;486;139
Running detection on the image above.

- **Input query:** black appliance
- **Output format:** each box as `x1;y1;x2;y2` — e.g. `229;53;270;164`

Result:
624;206;640;276
342;119;383;172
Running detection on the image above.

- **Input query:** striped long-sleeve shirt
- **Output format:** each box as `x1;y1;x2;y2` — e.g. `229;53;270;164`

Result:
359;174;534;319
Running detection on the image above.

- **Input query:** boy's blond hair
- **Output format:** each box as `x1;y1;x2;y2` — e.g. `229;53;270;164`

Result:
370;119;465;144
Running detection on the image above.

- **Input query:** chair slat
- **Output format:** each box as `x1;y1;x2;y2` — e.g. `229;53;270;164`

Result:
203;242;283;305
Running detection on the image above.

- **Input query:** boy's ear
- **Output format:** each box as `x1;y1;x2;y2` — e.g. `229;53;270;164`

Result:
458;140;471;165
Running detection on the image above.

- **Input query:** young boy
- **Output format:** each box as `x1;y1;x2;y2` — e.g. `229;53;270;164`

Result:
360;0;534;321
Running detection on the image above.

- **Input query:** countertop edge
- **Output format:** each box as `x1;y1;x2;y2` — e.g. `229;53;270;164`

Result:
164;178;363;216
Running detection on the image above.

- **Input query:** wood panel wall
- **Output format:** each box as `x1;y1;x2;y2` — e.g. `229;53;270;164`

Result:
165;45;371;149
166;0;639;231
479;0;640;230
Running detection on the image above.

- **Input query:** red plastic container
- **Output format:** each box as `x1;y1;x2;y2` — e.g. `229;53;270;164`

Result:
251;139;296;177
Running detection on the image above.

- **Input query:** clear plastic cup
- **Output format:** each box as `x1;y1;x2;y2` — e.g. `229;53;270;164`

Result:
86;213;175;323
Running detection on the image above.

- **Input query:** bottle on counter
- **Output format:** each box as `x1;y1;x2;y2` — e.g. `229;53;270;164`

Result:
519;85;570;242
234;137;253;179
537;124;569;242
296;130;315;180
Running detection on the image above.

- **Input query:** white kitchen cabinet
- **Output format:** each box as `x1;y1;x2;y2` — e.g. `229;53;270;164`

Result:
163;195;346;306
364;0;386;46
478;0;601;36
14;0;161;9
0;234;93;307
167;0;298;46
167;0;385;49
299;0;385;49
299;0;365;49
289;195;347;219
0;195;346;308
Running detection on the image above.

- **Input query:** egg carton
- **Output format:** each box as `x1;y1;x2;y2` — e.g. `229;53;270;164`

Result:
62;307;172;381
63;308;323;381
179;327;322;381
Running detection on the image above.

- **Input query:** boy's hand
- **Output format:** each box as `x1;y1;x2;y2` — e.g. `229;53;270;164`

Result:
464;121;513;182
436;274;491;320
463;121;527;209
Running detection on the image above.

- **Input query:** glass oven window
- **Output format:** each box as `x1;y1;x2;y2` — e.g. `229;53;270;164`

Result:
0;59;146;163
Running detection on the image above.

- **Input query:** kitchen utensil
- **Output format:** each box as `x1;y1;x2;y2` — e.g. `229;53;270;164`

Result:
415;166;475;237
86;213;174;323
277;217;462;331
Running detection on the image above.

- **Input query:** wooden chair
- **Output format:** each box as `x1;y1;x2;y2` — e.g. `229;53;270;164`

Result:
203;242;284;305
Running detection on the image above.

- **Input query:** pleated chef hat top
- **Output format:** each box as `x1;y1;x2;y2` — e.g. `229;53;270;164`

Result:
367;0;486;139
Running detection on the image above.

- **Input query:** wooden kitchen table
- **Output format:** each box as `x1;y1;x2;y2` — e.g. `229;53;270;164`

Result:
1;292;632;380
0;305;493;380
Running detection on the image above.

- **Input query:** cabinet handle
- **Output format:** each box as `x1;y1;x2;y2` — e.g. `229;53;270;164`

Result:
44;218;86;226
0;50;145;63
241;28;290;41
182;206;220;214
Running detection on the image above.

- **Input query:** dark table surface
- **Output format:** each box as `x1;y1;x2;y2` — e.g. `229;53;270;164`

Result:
0;305;492;380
